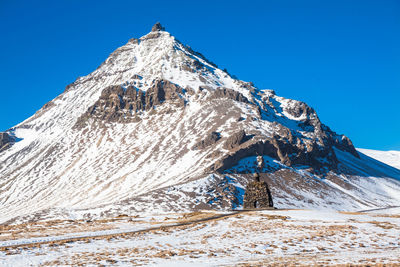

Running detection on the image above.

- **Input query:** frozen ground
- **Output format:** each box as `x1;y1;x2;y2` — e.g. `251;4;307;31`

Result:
1;209;399;266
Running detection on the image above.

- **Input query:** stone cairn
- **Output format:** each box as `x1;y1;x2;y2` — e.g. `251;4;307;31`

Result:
243;156;274;209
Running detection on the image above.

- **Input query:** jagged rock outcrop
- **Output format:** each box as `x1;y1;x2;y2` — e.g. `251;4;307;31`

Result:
193;132;221;150
210;88;249;103
213;127;350;174
223;130;249;150
285;100;315;120
151;22;165;32
213;138;279;172
332;135;359;158
75;79;186;127
0;132;14;152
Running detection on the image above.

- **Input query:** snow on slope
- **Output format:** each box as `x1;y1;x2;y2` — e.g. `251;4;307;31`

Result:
1;24;399;224
357;148;400;170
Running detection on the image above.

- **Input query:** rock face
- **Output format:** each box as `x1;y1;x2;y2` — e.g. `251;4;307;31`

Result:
243;174;274;209
223;130;249;150
193;132;221;150
209;88;249;104
0;132;13;152
75;79;186;127
212;92;360;174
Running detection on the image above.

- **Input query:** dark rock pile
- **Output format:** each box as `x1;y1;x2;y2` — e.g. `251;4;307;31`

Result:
243;173;273;209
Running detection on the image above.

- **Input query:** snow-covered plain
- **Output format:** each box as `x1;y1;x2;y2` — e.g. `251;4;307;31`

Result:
1;209;399;266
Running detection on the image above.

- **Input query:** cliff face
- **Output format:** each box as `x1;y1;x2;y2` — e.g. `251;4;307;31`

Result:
75;79;186;126
1;23;399;224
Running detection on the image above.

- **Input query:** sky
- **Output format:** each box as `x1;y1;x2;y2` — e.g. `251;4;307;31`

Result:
0;0;399;150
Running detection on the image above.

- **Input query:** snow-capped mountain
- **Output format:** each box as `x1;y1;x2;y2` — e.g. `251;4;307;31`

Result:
357;148;400;170
1;23;399;224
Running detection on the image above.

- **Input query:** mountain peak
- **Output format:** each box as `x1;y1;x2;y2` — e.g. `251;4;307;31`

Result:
2;23;397;225
151;22;165;32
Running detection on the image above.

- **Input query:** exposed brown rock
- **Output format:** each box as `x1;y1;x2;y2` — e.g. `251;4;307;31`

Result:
131;74;142;80
285;101;315;119
237;81;256;91
181;64;194;73
264;95;359;161
223;130;248;150
64;82;74;92
75;79;186;127
210;88;249;103
192;132;221;150
0;132;14;152
64;76;83;92
213;130;342;174
213;138;278;172
332;135;359;158
128;38;139;44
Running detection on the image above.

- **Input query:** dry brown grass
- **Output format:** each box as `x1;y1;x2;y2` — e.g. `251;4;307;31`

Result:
367;221;398;229
373;214;400;219
0;215;148;242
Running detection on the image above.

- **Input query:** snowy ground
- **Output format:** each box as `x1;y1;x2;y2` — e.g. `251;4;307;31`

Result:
1;209;399;266
357;148;400;170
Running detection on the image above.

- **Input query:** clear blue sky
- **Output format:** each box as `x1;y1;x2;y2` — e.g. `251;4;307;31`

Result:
0;0;399;150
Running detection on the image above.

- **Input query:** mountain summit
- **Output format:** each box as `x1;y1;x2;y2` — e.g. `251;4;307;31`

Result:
151;22;165;32
1;24;399;224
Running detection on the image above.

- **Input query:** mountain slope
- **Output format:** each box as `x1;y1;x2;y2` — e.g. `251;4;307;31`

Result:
1;23;399;224
357;148;400;170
